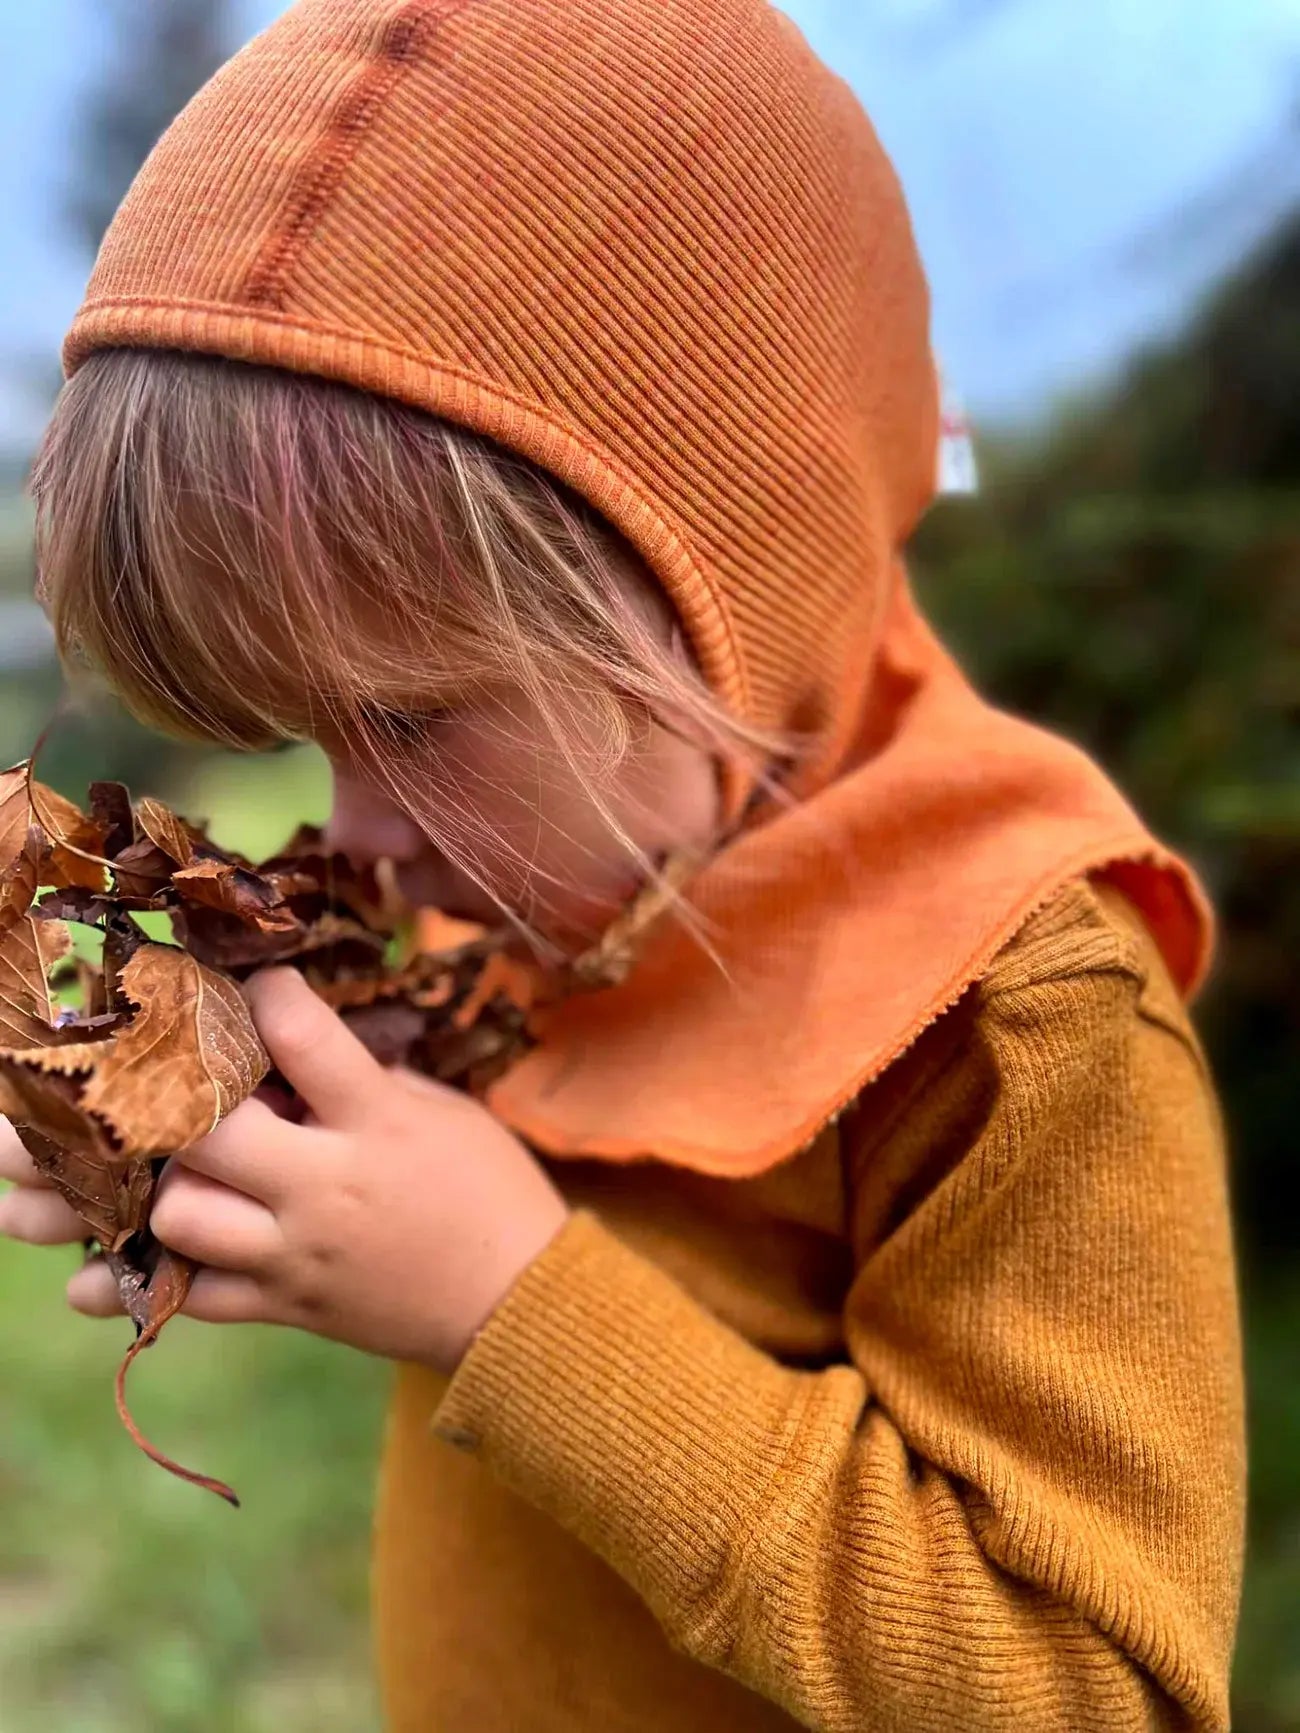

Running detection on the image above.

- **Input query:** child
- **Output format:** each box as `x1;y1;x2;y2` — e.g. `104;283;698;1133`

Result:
0;1;1244;1727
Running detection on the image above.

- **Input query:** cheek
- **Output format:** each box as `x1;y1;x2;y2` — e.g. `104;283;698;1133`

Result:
477;750;609;855
437;723;624;881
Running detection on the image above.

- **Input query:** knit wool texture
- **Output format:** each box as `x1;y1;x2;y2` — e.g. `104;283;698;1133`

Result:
376;884;1245;1731
65;0;934;769
65;0;1212;1175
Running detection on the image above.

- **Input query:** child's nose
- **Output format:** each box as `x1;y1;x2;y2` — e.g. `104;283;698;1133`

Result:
323;768;426;864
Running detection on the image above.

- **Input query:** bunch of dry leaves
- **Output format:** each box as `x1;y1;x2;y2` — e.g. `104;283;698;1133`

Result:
0;760;565;1505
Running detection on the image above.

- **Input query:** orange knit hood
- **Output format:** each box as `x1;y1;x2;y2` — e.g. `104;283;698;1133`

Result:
63;0;1210;1175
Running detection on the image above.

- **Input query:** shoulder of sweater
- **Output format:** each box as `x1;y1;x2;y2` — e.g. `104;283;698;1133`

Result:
838;877;1208;1210
851;879;1195;1158
977;875;1172;1008
965;873;1208;1093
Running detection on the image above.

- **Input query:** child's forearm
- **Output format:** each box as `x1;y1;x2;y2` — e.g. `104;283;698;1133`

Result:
434;947;1243;1732
435;1216;1190;1730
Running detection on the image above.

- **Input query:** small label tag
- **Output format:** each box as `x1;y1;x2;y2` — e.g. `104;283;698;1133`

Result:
936;368;979;496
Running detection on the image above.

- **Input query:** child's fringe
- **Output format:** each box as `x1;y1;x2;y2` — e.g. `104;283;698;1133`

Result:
31;351;790;952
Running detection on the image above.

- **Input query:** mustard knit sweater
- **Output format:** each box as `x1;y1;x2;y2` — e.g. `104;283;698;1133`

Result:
372;882;1245;1731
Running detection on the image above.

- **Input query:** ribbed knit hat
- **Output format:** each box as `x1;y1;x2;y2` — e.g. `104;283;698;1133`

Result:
65;0;937;792
63;0;1211;1172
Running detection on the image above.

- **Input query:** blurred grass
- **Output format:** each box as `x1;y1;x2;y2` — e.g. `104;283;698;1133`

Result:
0;1248;388;1732
0;747;387;1733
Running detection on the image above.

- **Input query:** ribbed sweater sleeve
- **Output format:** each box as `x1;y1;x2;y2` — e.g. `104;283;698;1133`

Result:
432;891;1245;1731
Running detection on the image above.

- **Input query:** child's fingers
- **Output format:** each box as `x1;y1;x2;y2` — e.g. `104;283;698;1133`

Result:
390;1065;460;1104
243;968;388;1128
67;1258;270;1327
0;1183;88;1246
182;1266;271;1326
252;1079;308;1123
179;1096;308;1208
66;1258;125;1317
151;1164;283;1273
0;1118;59;1187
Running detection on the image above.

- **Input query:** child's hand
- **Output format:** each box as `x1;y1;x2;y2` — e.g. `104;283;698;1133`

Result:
0;1116;91;1245
54;970;569;1373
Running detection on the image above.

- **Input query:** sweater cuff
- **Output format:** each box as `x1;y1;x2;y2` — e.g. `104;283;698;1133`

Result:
431;1210;827;1621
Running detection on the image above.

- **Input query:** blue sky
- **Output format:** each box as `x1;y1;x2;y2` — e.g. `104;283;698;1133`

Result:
2;0;1299;450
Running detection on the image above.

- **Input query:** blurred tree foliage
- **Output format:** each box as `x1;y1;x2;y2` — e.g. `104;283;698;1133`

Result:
912;210;1300;1269
66;0;233;256
1;0;234;793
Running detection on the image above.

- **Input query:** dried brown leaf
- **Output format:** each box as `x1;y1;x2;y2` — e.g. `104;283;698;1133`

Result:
79;946;269;1156
36;887;150;927
312;951;459;1013
132;796;215;868
0;910;72;1047
170;859;298;930
6;766;106;902
101;912;151;1009
115;800;281;930
0;765;30;868
19;768;111;892
0;945;265;1162
74;955;110;1020
260;826;405;933
339;1000;427;1066
0;1025;120;1157
0;829;40;939
89;781;134;858
18;1122;153;1255
176;905;384;975
110;839;176;901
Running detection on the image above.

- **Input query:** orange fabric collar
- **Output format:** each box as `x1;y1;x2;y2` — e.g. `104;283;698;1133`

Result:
488;582;1210;1175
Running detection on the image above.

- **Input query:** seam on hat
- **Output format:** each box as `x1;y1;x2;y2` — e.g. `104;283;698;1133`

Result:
242;0;481;310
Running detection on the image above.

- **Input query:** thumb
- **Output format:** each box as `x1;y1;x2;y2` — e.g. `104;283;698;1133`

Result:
242;968;387;1128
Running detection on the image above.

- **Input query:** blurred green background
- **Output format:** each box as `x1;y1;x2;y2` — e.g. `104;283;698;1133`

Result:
1;3;1297;1729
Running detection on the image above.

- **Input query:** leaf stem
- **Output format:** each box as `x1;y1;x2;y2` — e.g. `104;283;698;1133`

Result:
114;1331;241;1507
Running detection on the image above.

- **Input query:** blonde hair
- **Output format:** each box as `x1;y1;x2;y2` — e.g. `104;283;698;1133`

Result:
32;350;781;937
